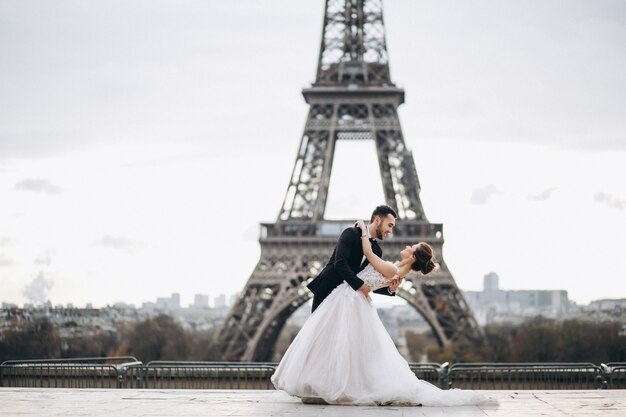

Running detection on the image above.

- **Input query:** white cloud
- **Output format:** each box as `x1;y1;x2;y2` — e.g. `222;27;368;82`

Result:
91;235;144;251
528;187;558;201
594;192;625;210
14;178;63;195
470;185;503;205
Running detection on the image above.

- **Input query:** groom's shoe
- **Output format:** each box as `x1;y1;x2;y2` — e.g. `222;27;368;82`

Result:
301;397;328;405
378;401;423;407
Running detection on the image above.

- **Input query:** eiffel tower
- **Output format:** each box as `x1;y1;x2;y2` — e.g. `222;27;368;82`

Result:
213;0;484;361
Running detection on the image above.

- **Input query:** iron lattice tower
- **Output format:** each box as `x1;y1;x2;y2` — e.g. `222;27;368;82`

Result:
213;0;484;361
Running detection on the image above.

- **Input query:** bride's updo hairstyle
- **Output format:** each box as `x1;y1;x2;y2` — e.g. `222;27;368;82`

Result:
411;243;439;275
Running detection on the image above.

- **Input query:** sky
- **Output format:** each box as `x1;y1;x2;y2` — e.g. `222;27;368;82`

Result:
1;0;625;308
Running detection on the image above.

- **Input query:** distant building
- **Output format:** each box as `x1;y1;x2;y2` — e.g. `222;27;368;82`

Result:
156;293;180;311
193;294;209;309
483;272;499;292
141;302;156;311
589;299;626;312
463;272;569;325
214;294;227;309
112;302;135;310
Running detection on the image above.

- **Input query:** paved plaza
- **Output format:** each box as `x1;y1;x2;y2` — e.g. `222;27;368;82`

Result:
1;388;626;416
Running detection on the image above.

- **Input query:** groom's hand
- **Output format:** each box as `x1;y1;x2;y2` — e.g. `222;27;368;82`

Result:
359;283;372;297
388;276;403;292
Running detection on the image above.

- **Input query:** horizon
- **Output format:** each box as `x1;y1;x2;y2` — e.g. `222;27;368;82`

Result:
3;277;625;310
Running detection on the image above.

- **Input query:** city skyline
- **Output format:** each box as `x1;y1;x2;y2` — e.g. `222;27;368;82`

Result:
1;0;625;308
4;272;625;312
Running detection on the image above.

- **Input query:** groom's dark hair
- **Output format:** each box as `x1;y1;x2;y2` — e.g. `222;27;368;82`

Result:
370;205;397;222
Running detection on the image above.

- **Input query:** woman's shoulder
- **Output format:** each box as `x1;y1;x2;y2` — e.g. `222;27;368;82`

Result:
384;261;400;279
385;261;400;275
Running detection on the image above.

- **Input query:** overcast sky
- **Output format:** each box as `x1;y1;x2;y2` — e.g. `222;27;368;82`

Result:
1;0;625;308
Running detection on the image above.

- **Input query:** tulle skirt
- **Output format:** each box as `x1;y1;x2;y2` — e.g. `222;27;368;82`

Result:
271;282;492;406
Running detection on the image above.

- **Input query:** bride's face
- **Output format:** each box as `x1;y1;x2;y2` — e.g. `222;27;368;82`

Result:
400;244;418;259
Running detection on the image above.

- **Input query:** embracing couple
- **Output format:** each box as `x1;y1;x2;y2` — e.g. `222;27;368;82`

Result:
271;205;492;406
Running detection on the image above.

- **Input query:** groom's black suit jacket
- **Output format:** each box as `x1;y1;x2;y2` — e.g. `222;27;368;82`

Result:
307;226;395;312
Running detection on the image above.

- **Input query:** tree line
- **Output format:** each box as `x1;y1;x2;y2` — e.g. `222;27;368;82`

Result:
0;315;217;363
1;315;625;364
409;317;626;364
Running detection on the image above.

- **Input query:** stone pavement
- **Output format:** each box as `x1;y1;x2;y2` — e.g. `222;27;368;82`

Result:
1;388;626;416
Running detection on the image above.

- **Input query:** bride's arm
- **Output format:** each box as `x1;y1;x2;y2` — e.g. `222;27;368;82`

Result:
356;220;398;279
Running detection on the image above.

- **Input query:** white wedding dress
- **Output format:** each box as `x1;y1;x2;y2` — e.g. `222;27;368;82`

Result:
271;263;491;406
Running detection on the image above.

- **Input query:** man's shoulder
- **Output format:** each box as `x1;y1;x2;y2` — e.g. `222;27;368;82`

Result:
339;226;359;238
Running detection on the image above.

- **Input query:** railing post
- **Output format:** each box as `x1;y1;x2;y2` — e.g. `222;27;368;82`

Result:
600;363;610;390
440;362;450;390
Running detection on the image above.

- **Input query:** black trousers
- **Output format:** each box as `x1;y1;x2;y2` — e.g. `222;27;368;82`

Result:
311;295;323;313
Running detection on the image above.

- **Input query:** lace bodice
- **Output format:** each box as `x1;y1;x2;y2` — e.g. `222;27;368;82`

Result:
357;263;398;291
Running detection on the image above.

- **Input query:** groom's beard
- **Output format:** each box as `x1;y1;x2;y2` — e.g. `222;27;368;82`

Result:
375;225;384;240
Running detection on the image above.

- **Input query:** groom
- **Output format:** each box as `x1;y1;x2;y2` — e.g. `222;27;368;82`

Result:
307;205;403;312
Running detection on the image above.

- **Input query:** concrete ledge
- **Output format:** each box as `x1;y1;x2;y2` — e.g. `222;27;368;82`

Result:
1;388;626;416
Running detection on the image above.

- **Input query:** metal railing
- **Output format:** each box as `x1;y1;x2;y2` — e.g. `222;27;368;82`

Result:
3;358;626;390
137;362;277;390
447;363;605;390
0;357;141;388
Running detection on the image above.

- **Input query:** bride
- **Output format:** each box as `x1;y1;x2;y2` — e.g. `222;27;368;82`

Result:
271;219;491;406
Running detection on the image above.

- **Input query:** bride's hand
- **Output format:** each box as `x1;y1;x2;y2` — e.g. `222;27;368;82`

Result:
388;276;403;292
355;219;366;231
